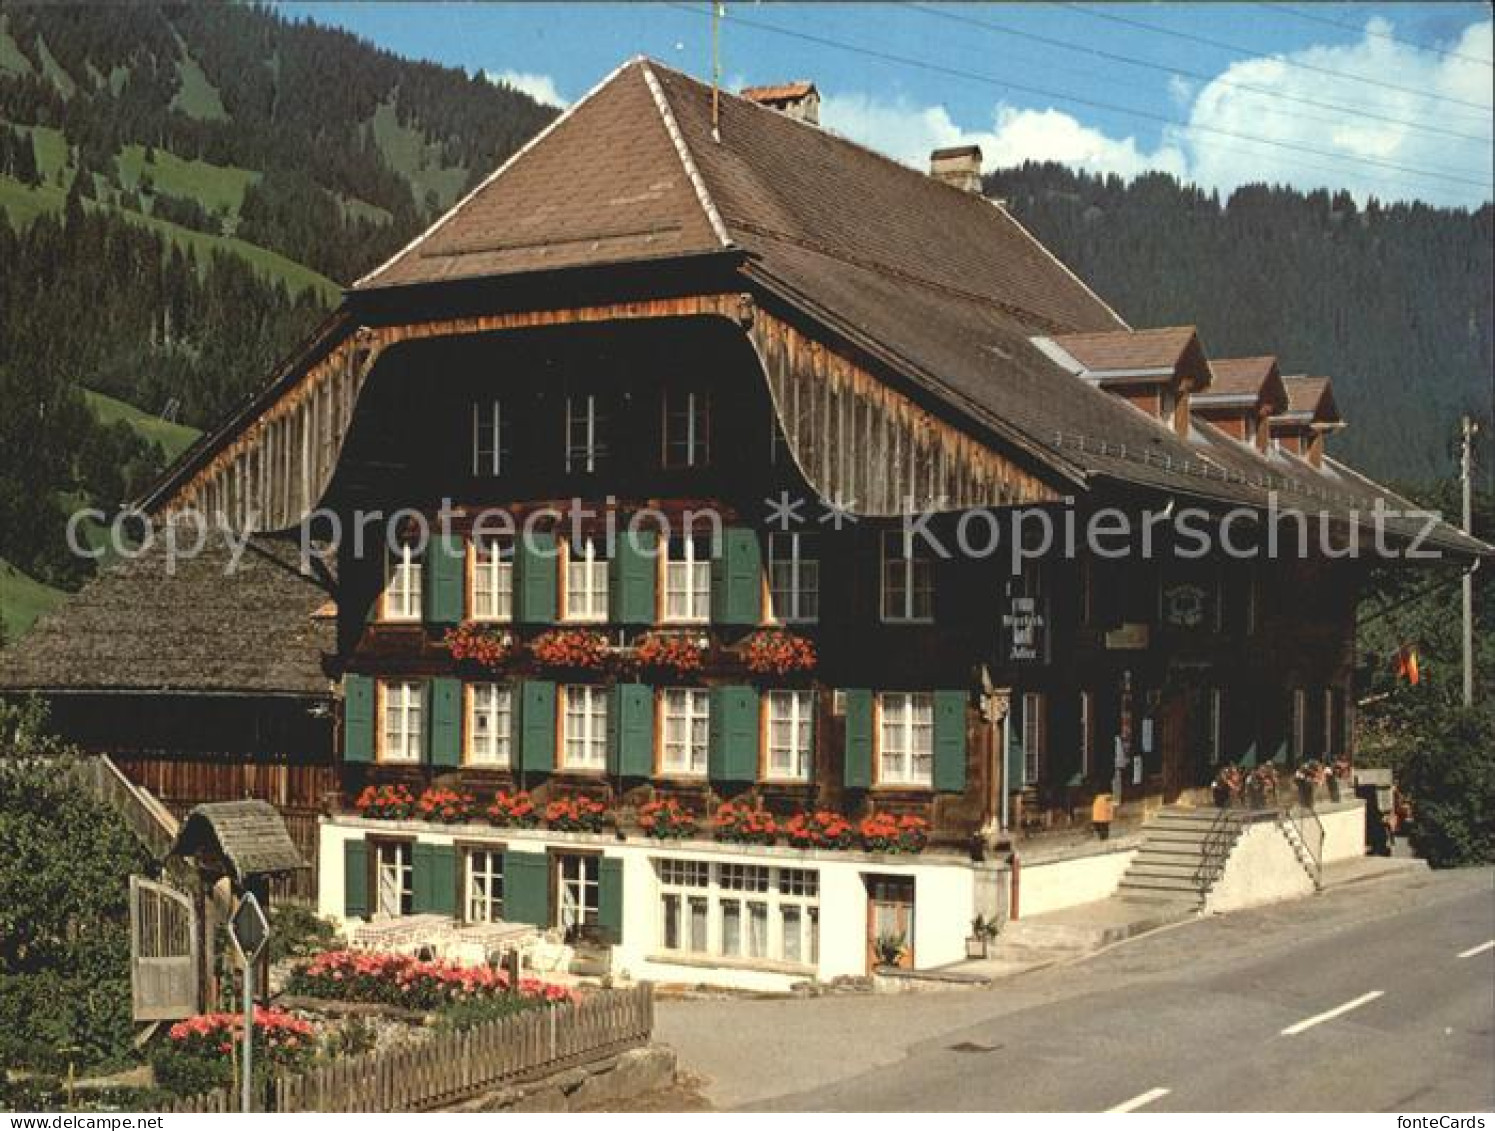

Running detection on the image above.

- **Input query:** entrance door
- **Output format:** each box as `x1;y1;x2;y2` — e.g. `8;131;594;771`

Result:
865;875;915;971
1160;689;1190;802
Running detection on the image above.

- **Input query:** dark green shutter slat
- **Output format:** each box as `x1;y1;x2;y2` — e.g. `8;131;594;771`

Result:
711;528;762;625
1006;705;1026;791
598;857;624;944
609;683;654;778
517;531;557;623
343;839;369;919
611;529;657;625
709;684;758;783
426;534;465;625
412;842;432;914
429;677;462;766
413;843;457;917
520;680;556;773
503;852;550;927
933;690;968;793
343;674;375;763
843;689;873;789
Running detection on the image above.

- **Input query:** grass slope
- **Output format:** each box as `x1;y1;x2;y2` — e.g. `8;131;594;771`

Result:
83;388;202;462
370;97;468;212
115;144;259;220
0;556;65;643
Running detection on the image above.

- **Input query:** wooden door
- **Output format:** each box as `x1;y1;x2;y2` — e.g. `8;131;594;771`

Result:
1160;691;1190;802
130;875;200;1021
865;875;916;971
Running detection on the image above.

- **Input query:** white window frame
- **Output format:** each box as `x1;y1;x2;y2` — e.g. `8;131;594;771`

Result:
768;532;820;624
563;537;609;622
656;859;819;968
379;679;424;763
662;535;711;623
465;848;504;923
561;685;609;771
465;682;513;767
877;691;934;787
556;852;600;936
659;688;710;777
663;387;710;468
565;393;605;473
382;544;422;622
471;398;505;476
470;535;513;622
880;531;934;624
1022;691;1045;785
374;839;413;919
765;690;814;782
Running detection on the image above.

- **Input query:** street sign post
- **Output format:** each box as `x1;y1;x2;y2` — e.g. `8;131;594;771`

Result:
228;892;270;1114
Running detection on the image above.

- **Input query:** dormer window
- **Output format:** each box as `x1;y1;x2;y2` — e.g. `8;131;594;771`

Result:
662;386;710;468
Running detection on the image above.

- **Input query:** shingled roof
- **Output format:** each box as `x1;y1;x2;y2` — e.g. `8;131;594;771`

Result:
1197;357;1285;404
1280;375;1340;422
0;535;333;696
174;800;308;879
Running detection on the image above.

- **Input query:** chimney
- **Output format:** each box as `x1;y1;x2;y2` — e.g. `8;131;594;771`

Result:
930;144;984;193
742;81;820;125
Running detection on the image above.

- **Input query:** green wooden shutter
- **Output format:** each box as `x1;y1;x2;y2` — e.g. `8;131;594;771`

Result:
843;689;873;789
709;684;759;783
598;857;624;944
517;530;558;623
429;677;463;767
1005;704;1026;791
426;534;465;625
611;529;657;625
343;839;369;919
520;680;556;773
933;690;969;793
503;852;550;927
711;528;762;625
412;843;457;916
343;674;375;763
608;683;655;778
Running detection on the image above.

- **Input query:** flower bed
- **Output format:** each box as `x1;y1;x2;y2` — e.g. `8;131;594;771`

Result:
712;801;778;845
355;784;416;820
545;794;607;833
153;1008;316;1096
784;810;853;851
637;797;698;839
443;622;514;670
858;813;929;854
530;628;611;670
741;629;817;676
415;787;476;824
486;789;539;828
633;631;708;677
284;951;572;1013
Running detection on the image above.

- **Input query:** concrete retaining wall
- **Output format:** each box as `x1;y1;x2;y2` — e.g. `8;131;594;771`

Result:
455;1046;677;1112
1017;844;1137;918
1318;798;1367;863
1205;821;1314;913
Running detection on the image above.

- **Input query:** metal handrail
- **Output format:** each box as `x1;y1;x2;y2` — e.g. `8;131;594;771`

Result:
1193;808;1240;899
1279;804;1325;889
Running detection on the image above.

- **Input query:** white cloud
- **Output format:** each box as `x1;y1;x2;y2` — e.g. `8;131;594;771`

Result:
486;69;568;108
817;16;1492;207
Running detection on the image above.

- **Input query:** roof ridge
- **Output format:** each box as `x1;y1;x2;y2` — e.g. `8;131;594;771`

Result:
640;61;731;249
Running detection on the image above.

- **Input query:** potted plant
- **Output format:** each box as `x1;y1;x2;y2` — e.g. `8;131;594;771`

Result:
965;914;1000;959
873;932;908;968
1244;764;1277;810
1293;760;1327;809
1212;764;1243;808
1328;757;1351;802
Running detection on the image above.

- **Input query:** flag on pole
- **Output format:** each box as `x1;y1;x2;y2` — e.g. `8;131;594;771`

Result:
1394;644;1421;685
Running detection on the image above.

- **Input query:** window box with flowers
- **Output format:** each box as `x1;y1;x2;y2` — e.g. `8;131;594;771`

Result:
530;628;611;671
633;630;709;678
740;629;817;677
711;800;778;845
486;789;539;828
637;797;699;840
355;784;416;820
784;810;853;851
545;794;608;833
415;787;477;824
858;812;929;854
443;622;515;672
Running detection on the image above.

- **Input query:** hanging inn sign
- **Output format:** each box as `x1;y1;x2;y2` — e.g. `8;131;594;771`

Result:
1002;591;1050;664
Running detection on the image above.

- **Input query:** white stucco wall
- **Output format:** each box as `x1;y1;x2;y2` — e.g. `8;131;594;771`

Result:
1016;845;1137;918
1205;821;1314;913
1317;798;1367;863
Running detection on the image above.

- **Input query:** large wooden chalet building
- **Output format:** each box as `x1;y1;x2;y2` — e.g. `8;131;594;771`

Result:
5;60;1485;987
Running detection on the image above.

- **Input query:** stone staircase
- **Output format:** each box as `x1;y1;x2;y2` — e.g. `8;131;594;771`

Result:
1117;806;1252;908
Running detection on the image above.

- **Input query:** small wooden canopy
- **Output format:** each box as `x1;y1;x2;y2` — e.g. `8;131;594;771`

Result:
172;800;308;883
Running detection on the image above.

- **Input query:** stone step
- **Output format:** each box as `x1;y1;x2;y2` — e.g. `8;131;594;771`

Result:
1119;875;1205;895
1126;861;1211;879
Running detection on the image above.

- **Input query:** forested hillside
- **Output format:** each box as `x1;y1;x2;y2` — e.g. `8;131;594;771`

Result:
990;163;1494;484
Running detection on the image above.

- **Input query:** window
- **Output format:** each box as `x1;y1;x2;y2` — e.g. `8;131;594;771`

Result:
470;536;513;621
466;683;513;767
768;533;819;623
656;859;819;967
466;848;503;923
564;537;609;621
1210;689;1225;765
661;534;711;622
565;393;607;473
471;399;506;476
660;688;710;777
380;680;424;763
383;544;422;621
663;387;711;468
878;692;934;787
880;531;934;623
1021;692;1045;784
556;853;600;938
765;690;814;781
374;840;413;918
562;685;609;771
1079;690;1094;779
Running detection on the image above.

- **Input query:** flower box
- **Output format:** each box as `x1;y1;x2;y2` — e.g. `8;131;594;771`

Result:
355;784;416;820
633;631;709;677
712;801;778;845
485;789;539;828
740;629;817;676
415;787;477;824
443;622;515;670
544;794;607;833
637;797;699;839
530;628;611;670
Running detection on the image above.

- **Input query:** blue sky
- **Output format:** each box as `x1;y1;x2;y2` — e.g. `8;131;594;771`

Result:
281;2;1493;208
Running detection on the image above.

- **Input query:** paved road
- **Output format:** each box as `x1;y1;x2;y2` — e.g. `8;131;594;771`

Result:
655;866;1495;1111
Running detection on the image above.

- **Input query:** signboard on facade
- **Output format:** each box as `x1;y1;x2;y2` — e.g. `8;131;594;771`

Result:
1002;595;1049;663
1105;622;1150;650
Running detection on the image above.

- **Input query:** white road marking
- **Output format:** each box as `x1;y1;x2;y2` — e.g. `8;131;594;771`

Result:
1457;940;1494;959
1281;990;1385;1036
1106;1087;1171;1113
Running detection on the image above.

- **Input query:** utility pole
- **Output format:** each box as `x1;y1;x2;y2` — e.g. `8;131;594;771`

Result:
1461;416;1477;707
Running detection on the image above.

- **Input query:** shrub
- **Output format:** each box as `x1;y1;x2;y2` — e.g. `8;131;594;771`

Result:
435;993;548;1031
152;1008;316;1097
1398;706;1495;868
267;905;342;965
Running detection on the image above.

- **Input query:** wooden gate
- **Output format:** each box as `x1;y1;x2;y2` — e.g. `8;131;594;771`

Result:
130;875;200;1021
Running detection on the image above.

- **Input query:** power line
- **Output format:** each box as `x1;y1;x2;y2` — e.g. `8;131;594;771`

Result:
680;4;1492;193
916;3;1491;145
1258;3;1495;68
1063;2;1494;116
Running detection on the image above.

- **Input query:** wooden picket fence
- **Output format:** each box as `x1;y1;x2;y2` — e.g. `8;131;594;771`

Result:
272;985;654;1112
160;1087;233;1113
